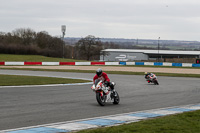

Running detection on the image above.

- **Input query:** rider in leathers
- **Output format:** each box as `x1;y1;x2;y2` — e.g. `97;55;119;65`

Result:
92;68;115;94
144;72;157;83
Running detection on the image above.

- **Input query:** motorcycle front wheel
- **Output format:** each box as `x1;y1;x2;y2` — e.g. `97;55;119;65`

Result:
154;80;159;85
113;91;120;104
96;92;106;106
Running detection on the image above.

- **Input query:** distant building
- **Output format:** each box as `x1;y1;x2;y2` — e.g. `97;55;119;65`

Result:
100;49;200;61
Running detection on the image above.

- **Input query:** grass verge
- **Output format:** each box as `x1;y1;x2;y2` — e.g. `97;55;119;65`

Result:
0;74;91;86
77;110;200;133
0;54;85;62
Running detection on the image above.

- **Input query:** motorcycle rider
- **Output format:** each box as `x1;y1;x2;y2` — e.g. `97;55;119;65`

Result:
144;72;157;83
92;68;116;95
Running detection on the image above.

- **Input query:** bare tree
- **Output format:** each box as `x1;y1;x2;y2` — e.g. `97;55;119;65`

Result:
36;31;51;49
75;35;103;60
12;28;36;45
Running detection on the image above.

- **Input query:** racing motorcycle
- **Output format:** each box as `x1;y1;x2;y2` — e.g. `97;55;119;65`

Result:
91;79;120;106
145;75;159;85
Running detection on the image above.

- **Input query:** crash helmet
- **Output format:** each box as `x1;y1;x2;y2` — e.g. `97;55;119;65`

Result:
96;68;103;76
144;72;148;75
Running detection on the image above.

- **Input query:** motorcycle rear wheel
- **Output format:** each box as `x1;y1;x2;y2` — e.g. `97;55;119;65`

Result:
113;91;120;104
154;80;159;85
96;92;106;106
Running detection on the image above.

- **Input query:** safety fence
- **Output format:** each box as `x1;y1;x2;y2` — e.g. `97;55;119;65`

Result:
0;61;200;67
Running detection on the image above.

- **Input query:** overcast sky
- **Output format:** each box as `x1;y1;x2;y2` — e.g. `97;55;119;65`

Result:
1;0;200;41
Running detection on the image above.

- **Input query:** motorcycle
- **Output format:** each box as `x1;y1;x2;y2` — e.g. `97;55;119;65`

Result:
145;75;159;85
91;79;120;106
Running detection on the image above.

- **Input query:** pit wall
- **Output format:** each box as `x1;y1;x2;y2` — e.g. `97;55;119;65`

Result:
0;61;200;67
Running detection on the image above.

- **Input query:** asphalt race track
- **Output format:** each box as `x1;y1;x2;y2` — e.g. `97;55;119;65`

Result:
0;70;200;130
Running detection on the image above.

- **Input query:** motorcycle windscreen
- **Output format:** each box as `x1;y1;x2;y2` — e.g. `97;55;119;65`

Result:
95;79;101;87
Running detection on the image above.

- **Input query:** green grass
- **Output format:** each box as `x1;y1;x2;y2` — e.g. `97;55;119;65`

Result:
0;54;85;62
0;74;91;86
77;110;200;133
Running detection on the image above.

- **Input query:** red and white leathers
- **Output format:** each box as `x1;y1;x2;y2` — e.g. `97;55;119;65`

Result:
91;72;110;91
93;72;110;84
148;73;157;81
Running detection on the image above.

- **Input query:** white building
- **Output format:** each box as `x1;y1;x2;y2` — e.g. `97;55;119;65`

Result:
100;49;200;61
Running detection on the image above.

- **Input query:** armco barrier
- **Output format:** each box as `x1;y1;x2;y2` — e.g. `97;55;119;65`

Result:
60;62;75;65
5;62;24;65
154;62;163;66
119;62;126;65
75;62;91;65
42;62;59;65
0;61;199;67
135;62;144;65
0;62;4;65
91;62;105;65
105;62;119;65
192;64;200;67
172;63;182;67
144;62;154;66
182;63;193;67
126;62;135;65
163;62;172;66
24;62;42;65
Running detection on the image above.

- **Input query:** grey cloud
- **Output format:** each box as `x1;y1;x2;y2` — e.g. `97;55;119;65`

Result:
0;0;200;41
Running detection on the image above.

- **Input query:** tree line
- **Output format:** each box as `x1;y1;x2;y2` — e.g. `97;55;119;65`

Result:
3;28;173;61
0;28;120;60
0;28;65;58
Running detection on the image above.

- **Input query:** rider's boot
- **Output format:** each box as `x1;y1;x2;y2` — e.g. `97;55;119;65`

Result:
110;86;117;97
104;87;109;94
112;89;117;97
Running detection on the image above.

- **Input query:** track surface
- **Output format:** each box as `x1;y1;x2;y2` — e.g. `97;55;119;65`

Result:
0;70;200;130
